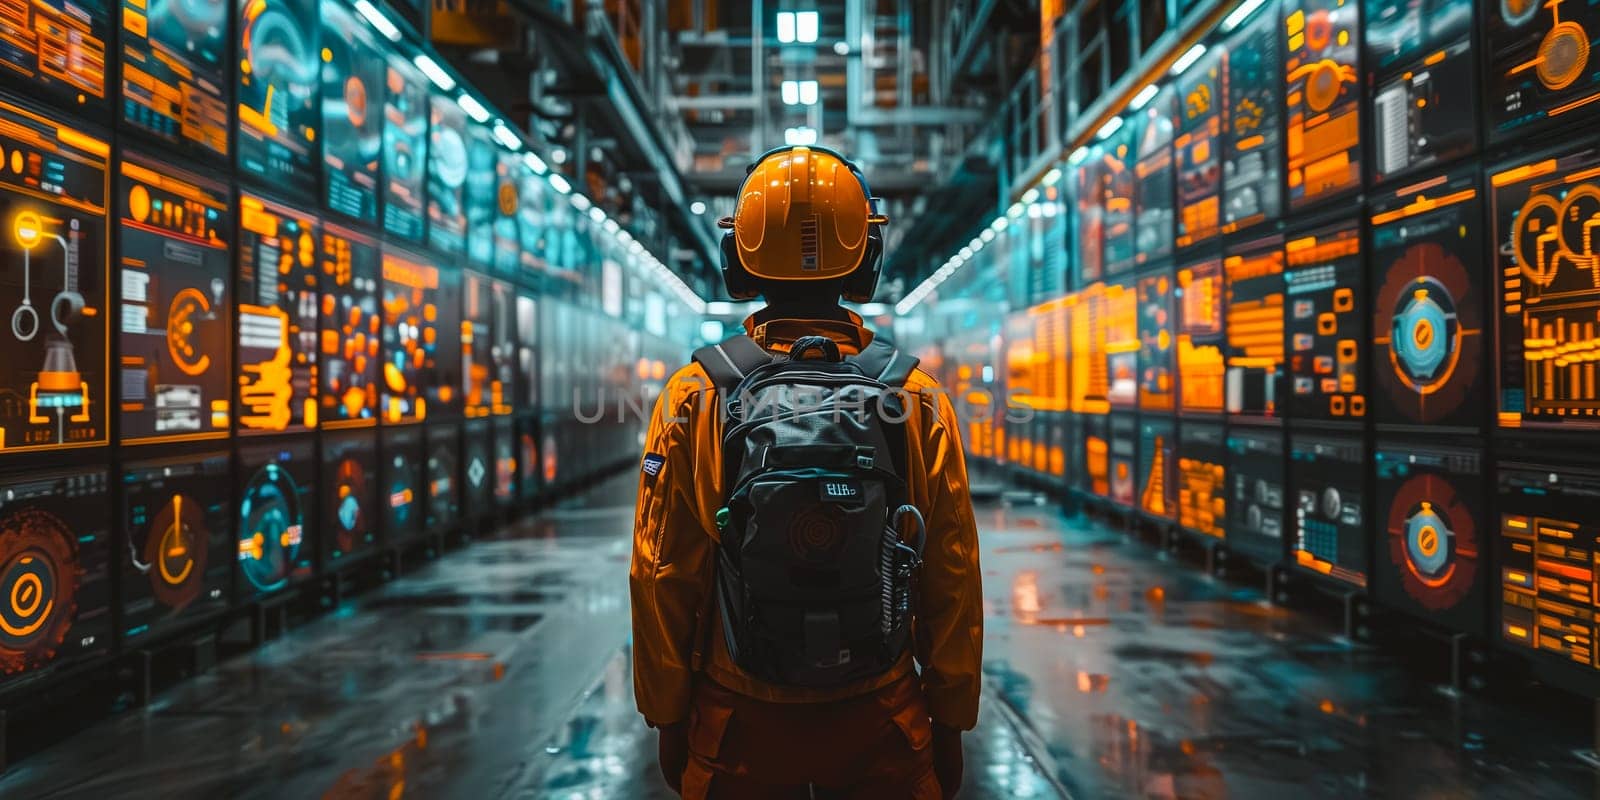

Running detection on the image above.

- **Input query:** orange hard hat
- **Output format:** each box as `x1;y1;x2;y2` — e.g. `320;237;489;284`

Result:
717;146;888;302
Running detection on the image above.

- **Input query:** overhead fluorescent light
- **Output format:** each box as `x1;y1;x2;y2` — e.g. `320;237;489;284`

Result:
491;122;522;150
1067;146;1090;165
457;93;491;123
1096;115;1124;140
1129;83;1160;110
990;216;1008;232
522;152;547;174
413;54;456;91
353;0;401;41
800;80;818;105
980;228;996;243
1007;202;1025;218
1021;188;1039;204
776;11;796;43
1222;0;1269;30
796;10;819;43
689;200;707;215
548;173;572;194
782;80;799;105
1042;167;1062;186
587;206;606;224
784;126;818;145
603;219;619;234
856;303;889;316
707;301;735;316
1170;44;1207;76
569;192;590;211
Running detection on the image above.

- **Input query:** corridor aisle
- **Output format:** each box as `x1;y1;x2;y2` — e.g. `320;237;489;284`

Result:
2;473;1597;798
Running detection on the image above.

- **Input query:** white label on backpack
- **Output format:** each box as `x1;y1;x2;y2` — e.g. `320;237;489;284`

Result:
820;480;859;501
642;453;665;480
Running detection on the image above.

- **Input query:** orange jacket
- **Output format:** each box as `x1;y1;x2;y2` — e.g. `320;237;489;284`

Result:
630;311;983;730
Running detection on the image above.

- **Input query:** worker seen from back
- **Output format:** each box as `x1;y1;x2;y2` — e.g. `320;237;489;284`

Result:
629;145;984;798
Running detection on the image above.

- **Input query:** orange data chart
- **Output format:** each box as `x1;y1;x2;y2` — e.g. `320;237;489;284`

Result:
1138;269;1177;413
1177;420;1227;539
1284;0;1362;210
0;99;109;455
318;223;381;428
0;0;107;109
1224;236;1285;418
1485;0;1600;142
1177;258;1226;414
117;154;231;444
235;193;318;434
1498;462;1600;681
1104;282;1139;409
1492;147;1600;431
1175;44;1225;248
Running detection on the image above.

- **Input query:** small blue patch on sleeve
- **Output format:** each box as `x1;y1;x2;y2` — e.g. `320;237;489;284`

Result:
642;453;666;480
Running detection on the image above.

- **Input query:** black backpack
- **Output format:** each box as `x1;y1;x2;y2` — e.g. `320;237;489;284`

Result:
693;333;927;688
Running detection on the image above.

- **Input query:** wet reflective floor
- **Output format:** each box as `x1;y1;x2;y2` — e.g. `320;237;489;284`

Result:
2;472;1597;798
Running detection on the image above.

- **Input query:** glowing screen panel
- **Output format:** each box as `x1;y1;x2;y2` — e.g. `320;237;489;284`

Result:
318;223;380;428
1104;282;1138;409
1134;87;1177;266
236;0;318;196
516;291;538;412
1370;41;1475;184
1224;5;1284;233
463;121;497;269
120;0;228;158
1084;414;1109;498
319;0;383;224
0;0;107;110
427;92;470;257
1485;0;1600;142
1068;286;1110;414
236;193;317;434
462;418;492;519
1177;420;1226;539
0;101;108;454
1109;414;1137;508
517;415;540;501
1289;433;1367;587
425;424;460;529
493;416;516;508
1369;168;1486;430
0;467;110;683
322;429;377;565
1499;461;1600;675
1227;427;1286;565
1374;442;1487;635
463;270;514;417
380;425;422;543
492;148;523;278
1177;258;1226;413
1175;45;1225;249
1074;153;1104;286
1285;220;1366;421
380;49;427;242
381;247;459;423
121;452;230;641
1102;128;1137;277
236;437;314;598
1284;0;1362;209
1138;268;1176;413
118;154;230;443
516;166;551;281
1224;235;1285;419
1365;0;1472;71
1492;147;1600;430
1138;416;1177;521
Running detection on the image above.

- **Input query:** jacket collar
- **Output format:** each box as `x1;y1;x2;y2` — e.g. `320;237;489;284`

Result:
742;309;873;353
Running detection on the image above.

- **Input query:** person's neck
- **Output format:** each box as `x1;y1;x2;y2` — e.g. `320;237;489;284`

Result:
756;300;849;323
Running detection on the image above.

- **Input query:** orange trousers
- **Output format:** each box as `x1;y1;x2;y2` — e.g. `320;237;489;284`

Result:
680;671;943;799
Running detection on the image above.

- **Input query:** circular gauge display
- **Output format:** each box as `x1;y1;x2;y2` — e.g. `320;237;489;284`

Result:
1386;473;1478;610
0;508;80;675
238;463;303;594
145;494;207;610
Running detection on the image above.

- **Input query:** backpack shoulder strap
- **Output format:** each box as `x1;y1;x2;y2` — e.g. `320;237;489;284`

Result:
851;337;920;387
691;334;774;393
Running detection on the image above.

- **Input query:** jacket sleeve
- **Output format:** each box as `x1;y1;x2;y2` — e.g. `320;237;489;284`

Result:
629;379;714;727
914;388;985;730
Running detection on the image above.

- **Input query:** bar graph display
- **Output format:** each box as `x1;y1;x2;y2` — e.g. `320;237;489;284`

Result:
1177;420;1227;539
1138;416;1177;520
1176;44;1226;248
1224;235;1285;419
1499;460;1600;683
1178;257;1227;414
1492;146;1600;430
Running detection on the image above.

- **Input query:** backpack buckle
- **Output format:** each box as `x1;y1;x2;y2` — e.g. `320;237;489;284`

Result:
855;448;875;470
